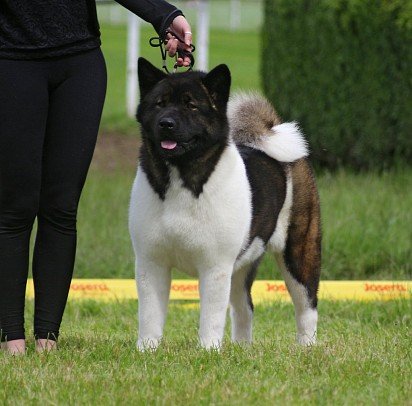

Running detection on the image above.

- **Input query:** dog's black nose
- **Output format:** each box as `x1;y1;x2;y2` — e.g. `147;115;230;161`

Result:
158;117;176;130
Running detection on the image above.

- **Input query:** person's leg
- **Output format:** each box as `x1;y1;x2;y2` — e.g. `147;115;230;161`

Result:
0;59;48;353
32;49;107;349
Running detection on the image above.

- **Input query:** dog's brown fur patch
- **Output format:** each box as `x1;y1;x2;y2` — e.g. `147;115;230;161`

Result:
284;159;321;305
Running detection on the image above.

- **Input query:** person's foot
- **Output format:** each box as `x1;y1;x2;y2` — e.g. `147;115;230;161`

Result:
2;339;26;355
35;338;57;353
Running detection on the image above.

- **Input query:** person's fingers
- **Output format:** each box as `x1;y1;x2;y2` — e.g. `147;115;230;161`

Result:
184;54;191;66
164;32;173;48
175;31;192;64
175;56;190;67
183;31;192;48
165;33;178;56
175;57;184;67
168;38;178;57
180;28;192;53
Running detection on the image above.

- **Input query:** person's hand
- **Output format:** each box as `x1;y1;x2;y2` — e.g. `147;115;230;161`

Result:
165;15;193;67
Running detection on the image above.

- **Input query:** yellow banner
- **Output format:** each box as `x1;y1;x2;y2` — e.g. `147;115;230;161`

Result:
25;279;411;302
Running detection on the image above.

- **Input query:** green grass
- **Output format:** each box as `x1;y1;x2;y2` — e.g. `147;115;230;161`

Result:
73;167;412;280
100;24;261;133
1;299;410;404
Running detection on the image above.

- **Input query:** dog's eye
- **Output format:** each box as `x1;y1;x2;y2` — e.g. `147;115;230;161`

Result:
187;102;198;110
156;99;166;108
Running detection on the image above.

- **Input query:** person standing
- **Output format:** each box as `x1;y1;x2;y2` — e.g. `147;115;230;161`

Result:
0;0;192;354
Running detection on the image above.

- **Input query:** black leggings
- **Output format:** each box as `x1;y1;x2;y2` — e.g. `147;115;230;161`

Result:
0;48;107;341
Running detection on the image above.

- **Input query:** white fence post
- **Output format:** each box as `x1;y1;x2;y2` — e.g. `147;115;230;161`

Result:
197;0;209;71
230;0;241;31
126;12;140;118
109;4;122;25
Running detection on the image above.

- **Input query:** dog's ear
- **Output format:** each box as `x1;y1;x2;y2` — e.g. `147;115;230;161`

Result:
201;64;231;111
138;57;167;99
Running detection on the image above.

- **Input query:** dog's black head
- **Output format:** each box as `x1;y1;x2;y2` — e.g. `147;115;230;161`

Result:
137;58;231;162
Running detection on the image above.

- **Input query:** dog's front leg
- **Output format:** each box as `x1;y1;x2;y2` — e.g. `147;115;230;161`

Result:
198;266;232;350
136;259;171;351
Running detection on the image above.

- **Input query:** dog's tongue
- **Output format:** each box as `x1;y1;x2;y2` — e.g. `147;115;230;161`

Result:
161;140;177;150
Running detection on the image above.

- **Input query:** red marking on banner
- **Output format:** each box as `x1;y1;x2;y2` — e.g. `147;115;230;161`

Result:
265;283;287;292
364;283;407;292
171;283;199;292
70;283;110;292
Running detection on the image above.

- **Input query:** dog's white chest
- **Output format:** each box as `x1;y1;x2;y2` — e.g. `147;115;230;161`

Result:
129;144;252;273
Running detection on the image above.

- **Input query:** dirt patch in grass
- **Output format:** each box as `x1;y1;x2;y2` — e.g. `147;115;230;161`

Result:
91;132;140;172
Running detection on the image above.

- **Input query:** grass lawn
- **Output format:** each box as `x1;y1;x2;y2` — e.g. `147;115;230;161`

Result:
1;299;410;404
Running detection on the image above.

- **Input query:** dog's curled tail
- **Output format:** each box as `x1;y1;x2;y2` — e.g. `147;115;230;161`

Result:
227;92;308;162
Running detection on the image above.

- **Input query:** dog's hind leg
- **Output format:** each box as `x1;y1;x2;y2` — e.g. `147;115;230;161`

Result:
276;253;319;345
274;160;321;346
229;259;260;343
136;259;171;351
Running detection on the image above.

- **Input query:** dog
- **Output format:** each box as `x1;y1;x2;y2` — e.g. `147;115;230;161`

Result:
129;58;321;350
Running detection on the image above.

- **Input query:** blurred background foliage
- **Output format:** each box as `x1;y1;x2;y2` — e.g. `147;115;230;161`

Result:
262;0;412;170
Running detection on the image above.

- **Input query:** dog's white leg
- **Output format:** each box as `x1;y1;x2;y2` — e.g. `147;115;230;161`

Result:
229;264;257;344
198;266;233;350
136;259;171;351
276;254;318;345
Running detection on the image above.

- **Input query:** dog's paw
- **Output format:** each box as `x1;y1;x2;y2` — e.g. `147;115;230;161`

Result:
199;337;223;351
137;337;161;352
296;332;317;346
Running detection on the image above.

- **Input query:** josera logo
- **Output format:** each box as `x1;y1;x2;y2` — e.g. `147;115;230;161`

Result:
364;283;407;292
171;283;199;292
70;283;110;292
265;283;287;292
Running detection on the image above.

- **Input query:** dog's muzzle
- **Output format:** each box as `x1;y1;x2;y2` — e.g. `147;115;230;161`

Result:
158;117;178;150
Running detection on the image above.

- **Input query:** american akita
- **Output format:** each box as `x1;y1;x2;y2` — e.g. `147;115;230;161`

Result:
129;58;321;350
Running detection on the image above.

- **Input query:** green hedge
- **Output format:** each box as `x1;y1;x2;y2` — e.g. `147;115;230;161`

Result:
262;0;412;170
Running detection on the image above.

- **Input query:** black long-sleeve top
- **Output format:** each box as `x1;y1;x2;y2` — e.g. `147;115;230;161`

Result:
0;0;182;60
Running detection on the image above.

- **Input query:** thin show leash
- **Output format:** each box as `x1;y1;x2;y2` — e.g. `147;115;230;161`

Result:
149;30;196;73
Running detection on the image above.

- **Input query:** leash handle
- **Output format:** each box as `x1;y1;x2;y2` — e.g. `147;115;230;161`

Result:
149;30;195;74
